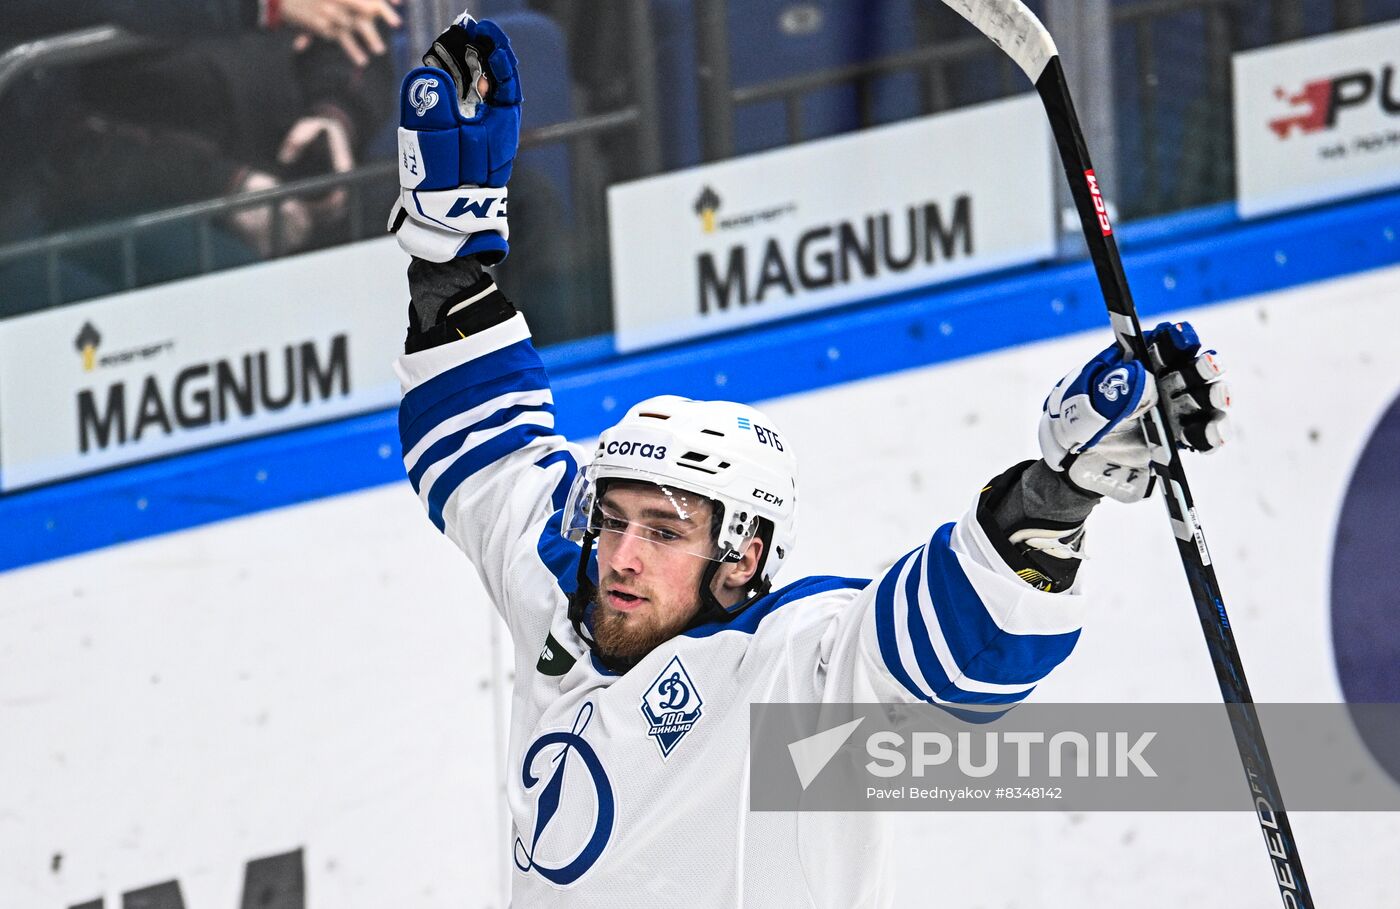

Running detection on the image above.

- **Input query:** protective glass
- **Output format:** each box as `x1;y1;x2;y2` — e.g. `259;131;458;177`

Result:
561;466;753;563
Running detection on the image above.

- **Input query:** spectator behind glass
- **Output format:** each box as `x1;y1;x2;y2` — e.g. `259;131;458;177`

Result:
0;0;399;313
68;31;396;260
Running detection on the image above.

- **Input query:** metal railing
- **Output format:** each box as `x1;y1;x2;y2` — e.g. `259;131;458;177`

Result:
0;25;158;104
694;0;1391;223
727;37;1006;141
3;2;1391;321
693;2;1028;162
0;1;666;316
1111;0;1386;217
0;163;398;308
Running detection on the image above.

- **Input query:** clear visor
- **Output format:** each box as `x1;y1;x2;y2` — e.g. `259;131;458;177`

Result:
562;465;754;564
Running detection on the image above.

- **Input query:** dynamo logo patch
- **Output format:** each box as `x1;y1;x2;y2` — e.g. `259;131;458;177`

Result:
409;77;440;116
1097;367;1131;402
641;655;703;758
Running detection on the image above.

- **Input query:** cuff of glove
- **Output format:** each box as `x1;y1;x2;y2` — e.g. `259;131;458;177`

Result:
405;257;517;354
392;210;510;264
1060;451;1157;503
460;231;509;263
978;460;1094;593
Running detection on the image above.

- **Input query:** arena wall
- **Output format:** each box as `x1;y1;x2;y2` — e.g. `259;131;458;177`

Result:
3;191;1399;908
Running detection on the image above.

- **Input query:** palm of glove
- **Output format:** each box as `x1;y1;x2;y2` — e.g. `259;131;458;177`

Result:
389;16;521;264
1040;321;1230;503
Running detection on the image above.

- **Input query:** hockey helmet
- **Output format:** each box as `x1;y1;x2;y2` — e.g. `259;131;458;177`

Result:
562;395;798;600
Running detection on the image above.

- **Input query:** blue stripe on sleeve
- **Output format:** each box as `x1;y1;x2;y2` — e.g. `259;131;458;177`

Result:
533;452;590;598
536;507;594;597
922;523;1080;686
900;548;1032;707
874;550;933;703
407;402;554;493
400;339;546;452
424;422;555;531
534;450;578;512
400;366;550;456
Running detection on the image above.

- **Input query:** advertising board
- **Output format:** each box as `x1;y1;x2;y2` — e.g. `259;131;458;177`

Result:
1234;20;1400;218
0;239;408;491
608;96;1056;352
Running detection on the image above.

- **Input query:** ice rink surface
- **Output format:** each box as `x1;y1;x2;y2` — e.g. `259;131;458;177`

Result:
4;263;1400;907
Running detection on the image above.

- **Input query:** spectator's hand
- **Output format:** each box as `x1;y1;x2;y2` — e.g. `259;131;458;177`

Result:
227;170;314;258
278;114;355;221
284;0;403;67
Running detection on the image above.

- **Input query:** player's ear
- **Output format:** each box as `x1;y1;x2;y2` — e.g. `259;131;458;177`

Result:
718;536;764;592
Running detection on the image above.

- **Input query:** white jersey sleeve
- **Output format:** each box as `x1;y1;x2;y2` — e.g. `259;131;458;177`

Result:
395;313;584;638
819;502;1086;717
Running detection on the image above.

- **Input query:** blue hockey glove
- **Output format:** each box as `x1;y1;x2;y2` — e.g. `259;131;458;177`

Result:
1039;321;1231;502
388;15;521;264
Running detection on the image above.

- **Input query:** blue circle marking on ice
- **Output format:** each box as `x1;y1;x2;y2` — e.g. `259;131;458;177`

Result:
1331;389;1400;783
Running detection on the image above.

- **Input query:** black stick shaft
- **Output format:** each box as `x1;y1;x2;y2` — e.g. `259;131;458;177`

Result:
1034;56;1313;908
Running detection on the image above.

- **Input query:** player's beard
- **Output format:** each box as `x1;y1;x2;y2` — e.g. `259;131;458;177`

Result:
591;580;700;662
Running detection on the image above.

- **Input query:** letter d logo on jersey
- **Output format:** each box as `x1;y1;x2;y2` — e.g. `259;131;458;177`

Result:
515;703;615;886
641;656;704;758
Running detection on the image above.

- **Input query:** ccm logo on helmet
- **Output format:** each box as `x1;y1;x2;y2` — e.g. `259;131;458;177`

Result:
605;440;668;459
753;488;784;507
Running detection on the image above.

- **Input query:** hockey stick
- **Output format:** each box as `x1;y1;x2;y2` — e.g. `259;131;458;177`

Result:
936;2;1313;906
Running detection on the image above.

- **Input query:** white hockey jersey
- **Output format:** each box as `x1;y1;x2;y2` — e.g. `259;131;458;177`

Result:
396;314;1088;908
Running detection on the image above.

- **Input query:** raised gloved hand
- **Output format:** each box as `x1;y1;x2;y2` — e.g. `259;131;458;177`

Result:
388;15;521;264
1039;321;1231;503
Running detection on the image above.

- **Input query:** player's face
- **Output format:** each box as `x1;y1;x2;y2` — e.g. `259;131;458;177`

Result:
591;484;716;661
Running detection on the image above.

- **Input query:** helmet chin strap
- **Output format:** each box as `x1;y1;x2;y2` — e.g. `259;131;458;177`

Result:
692;519;776;628
566;530;603;648
685;559;733;629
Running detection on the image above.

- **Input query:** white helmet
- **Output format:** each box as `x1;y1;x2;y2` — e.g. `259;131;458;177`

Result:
562;395;798;599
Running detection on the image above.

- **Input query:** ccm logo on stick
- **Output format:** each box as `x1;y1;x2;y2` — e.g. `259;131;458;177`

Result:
1084;170;1112;236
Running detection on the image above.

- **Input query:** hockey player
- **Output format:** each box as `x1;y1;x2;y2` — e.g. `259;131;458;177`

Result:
387;17;1230;907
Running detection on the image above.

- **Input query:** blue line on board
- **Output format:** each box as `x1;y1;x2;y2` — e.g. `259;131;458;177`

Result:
1;190;1397;572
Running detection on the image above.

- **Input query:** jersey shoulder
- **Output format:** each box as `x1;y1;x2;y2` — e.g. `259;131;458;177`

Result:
683;574;870;641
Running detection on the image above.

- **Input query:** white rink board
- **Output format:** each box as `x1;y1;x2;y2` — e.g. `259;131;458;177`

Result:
608;95;1055;352
1234;21;1400;219
4;264;1400;907
0;237;409;491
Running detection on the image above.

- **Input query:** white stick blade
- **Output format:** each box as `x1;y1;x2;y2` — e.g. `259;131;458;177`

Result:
939;0;1058;83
